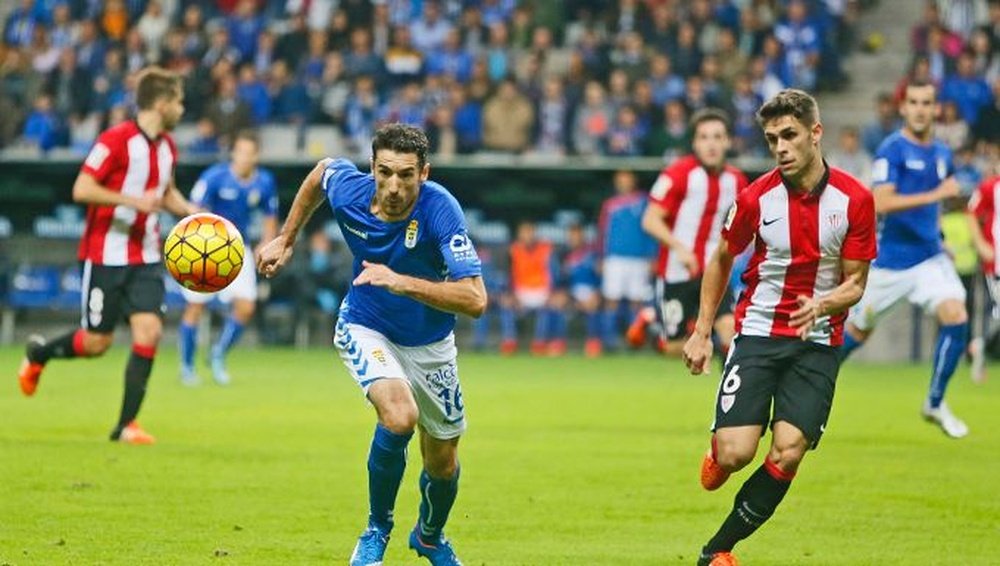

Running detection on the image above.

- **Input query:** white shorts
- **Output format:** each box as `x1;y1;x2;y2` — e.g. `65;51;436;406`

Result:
515;288;550;310
181;260;257;304
601;256;652;302
570;283;598;304
334;321;466;440
848;253;967;332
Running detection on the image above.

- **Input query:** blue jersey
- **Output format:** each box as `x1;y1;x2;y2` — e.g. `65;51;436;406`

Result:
599;193;655;259
871;131;953;269
190;163;279;237
324;159;482;346
562;245;600;289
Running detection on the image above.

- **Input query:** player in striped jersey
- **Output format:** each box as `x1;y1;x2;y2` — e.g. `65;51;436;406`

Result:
966;172;1000;383
683;90;877;566
638;108;748;357
16;67;200;444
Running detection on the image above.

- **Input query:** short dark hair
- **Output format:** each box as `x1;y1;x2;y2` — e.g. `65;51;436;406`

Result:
135;66;182;110
689;107;731;136
372;123;429;167
233;129;260;148
756;89;820;127
903;78;937;98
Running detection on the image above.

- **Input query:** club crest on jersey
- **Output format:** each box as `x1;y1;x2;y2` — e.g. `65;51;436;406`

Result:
720;394;735;413
405;220;419;249
825;211;845;230
937;158;948;180
248;190;260;206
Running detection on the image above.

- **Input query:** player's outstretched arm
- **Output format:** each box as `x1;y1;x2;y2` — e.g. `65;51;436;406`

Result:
872;177;960;214
682;242;735;375
353;261;488;318
257;158;332;278
789;259;871;339
72;172;161;213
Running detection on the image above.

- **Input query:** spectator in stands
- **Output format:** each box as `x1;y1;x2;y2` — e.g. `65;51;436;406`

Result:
648;53;685;106
631;79;661;136
605;105;644;157
227;0;264;63
410;0;453;53
533;75;570;155
49;4;76;51
4;0;37;48
973;77;1000;146
954;143;984;196
122;30;148;74
317;52;350;126
643;3;676;55
47;48;92;120
716;28;748;91
427;103;457;156
484;22;512;82
598;169;654;351
610;31;649;83
29;25;60;75
969;28;998;82
828;126;873;186
136;0;169;63
458;4;488;55
500;220;557;356
862;92;901;156
912;1;964;55
186;117;221;156
730;73;764;156
426;28;472;84
22;93;62;151
671;21;702;78
383;24;424;88
747;55;785;101
937;100;971;150
202;26;240;71
92;49;127;112
644;98;689;159
922;25;956;84
237;62;270;124
100;0;129;42
941;49;994;125
448;83;481;153
206;71;252;146
342;27;380;79
300;30;329;87
267;59;309;124
379;80;427;126
180;5;207;61
344;74;379;153
482;77;533;153
572;80;611;155
73;19;105;74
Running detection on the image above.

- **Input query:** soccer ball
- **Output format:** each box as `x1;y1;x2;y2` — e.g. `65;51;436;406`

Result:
163;212;245;293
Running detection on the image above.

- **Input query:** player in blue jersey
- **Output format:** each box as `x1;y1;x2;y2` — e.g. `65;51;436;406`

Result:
560;223;603;356
841;81;970;438
256;124;486;566
177;130;278;386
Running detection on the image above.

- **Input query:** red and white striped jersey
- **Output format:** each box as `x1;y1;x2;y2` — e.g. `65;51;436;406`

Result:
969;175;1000;276
724;166;877;346
77;121;177;266
648;155;748;282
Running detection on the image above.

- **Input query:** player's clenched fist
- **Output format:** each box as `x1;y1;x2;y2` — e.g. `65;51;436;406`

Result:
256;235;294;278
682;332;713;375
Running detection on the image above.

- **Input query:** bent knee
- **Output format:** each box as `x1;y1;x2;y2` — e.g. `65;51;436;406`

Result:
425;455;459;479
715;440;756;471
767;443;807;474
380;401;419;434
83;332;114;355
937;300;967;326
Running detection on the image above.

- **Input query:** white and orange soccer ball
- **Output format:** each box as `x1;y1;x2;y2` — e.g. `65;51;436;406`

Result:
163;212;245;293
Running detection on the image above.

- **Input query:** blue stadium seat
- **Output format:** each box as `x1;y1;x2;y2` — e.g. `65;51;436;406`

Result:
54;267;82;311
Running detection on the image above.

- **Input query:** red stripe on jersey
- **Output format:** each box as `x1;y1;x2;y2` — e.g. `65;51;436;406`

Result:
771;191;820;336
971;175;1000;276
733;236;767;336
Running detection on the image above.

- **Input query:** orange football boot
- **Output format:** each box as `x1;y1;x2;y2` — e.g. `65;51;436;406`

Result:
700;438;730;491
117;422;156;445
625;307;656;348
18;336;47;396
701;551;739;566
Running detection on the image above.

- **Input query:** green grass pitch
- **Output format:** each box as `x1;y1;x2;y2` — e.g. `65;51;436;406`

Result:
1;347;999;565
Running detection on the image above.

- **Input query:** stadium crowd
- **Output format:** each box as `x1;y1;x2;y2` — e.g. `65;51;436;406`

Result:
3;0;867;158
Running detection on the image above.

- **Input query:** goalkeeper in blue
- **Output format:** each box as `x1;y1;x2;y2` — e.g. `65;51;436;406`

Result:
178;130;278;386
840;81;970;438
256;123;486;566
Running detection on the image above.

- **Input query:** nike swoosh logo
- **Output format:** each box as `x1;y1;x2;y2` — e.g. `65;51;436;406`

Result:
762;217;782;226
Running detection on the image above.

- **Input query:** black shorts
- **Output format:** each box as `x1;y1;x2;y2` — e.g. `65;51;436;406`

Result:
81;261;165;333
655;277;734;341
712;335;840;448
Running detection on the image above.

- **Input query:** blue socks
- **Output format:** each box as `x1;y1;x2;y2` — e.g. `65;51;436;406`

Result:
548;309;567;341
367;424;413;532
418;466;460;541
500;306;516;341
532;308;550;343
929;323;967;408
601;309;619;348
838;330;862;362
212;317;245;360
178;321;197;369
